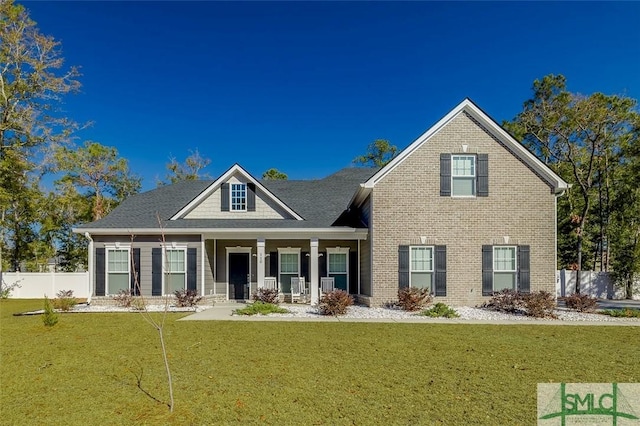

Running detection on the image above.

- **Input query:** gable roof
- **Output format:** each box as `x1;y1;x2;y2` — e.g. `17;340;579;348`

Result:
74;166;378;233
170;163;304;220
364;98;569;192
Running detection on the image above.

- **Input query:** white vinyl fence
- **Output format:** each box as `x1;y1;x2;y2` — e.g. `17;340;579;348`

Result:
556;270;640;300
1;272;89;299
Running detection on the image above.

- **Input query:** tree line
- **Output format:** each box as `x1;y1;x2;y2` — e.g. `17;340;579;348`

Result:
2;1;639;296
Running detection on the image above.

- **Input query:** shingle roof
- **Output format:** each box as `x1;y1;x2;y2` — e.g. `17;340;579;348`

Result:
76;167;378;230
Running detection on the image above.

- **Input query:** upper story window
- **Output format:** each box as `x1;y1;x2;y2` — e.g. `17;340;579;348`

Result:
231;183;246;211
451;155;476;197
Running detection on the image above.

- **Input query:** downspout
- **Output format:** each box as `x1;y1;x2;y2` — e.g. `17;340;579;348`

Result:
84;232;94;304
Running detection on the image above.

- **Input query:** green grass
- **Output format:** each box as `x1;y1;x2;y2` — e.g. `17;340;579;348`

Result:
600;308;640;318
233;301;289;316
1;299;638;425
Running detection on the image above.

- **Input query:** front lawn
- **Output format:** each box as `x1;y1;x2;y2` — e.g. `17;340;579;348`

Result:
1;299;638;425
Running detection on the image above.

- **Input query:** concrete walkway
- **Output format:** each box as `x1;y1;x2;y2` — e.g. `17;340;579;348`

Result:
178;303;640;326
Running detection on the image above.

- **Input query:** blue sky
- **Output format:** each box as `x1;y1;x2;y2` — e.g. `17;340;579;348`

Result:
22;1;640;191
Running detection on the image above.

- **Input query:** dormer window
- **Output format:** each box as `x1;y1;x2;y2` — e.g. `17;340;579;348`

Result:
231;183;246;211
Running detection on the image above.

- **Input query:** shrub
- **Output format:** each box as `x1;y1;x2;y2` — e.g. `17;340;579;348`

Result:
600;308;640;318
113;289;134;308
0;279;22;299
252;288;280;304
522;291;556;318
419;302;459;318
42;296;58;327
318;290;353;316
234;301;289;316
564;293;598;313
131;297;146;311
397;287;432;312
174;289;203;307
52;289;77;312
482;289;523;313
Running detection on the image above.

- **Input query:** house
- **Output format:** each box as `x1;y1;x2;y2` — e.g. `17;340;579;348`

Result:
74;99;568;307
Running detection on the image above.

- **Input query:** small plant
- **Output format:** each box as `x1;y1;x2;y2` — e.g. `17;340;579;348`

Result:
52;289;77;311
131;297;146;311
42;296;58;327
564;293;598;312
113;289;134;307
482;289;523;313
174;289;203;307
419;302;459;318
318;289;353;316
522;291;556;318
234;301;289;316
397;287;432;311
600;308;640;318
252;288;280;304
0;278;22;299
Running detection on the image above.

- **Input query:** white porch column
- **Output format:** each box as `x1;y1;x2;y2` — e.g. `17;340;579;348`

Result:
257;238;265;288
310;238;319;305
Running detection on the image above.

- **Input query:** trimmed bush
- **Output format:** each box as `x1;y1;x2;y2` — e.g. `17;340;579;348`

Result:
397;287;432;312
419;303;459;318
52;289;77;312
564;294;598;313
522;291;556;318
252;288;280;304
234;301;289;316
175;289;203;307
42;296;58;327
482;289;523;313
318;290;353;316
113;289;134;308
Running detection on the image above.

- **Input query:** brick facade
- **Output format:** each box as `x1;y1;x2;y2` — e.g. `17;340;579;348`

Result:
367;112;558;306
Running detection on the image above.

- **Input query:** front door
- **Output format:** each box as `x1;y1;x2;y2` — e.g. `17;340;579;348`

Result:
229;253;250;300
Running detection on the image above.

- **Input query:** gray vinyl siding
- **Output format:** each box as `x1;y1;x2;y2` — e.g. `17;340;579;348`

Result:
93;235;202;297
204;240;215;295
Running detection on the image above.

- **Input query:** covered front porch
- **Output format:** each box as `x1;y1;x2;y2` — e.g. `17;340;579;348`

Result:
200;230;367;305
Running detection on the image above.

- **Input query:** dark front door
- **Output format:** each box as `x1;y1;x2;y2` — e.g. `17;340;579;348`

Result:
229;253;250;300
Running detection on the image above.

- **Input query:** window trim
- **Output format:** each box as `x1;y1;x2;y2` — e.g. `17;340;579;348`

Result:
230;183;247;212
409;245;434;290
451;154;477;198
493;245;517;292
326;247;349;291
277;248;301;293
163;245;188;295
105;245;131;296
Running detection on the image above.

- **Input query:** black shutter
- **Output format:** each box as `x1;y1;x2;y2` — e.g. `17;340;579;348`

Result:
434;245;447;297
269;252;278;277
518;245;530;293
349;251;358;295
95;248;105;296
319;252;327;277
187;247;197;291
131;248;140;295
482;245;493;296
301;252;309;282
247;183;256;212
440;154;451;196
152;248;162;296
220;183;229;211
477;154;488;197
398;245;410;288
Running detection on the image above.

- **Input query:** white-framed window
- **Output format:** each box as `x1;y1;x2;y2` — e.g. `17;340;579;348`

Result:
410;246;433;291
327;247;349;292
452;155;476;197
493;246;516;291
278;248;300;294
230;183;247;211
107;247;130;295
165;248;187;294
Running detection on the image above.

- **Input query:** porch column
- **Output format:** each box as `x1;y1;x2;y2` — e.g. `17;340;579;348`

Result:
257;238;265;288
310;238;319;305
